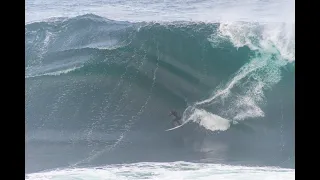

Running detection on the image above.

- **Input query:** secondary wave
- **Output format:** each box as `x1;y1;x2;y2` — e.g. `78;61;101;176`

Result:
25;161;295;180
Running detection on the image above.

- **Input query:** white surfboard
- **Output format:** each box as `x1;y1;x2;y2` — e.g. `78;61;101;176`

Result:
165;120;190;131
165;124;184;131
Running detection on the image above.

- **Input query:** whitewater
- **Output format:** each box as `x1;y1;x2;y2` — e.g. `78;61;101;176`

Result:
25;0;295;179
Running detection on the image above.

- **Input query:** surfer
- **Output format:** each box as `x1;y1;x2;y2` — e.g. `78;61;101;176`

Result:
168;110;182;127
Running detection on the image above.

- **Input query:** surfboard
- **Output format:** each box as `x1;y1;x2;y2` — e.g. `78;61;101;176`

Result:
165;124;184;131
165;120;189;131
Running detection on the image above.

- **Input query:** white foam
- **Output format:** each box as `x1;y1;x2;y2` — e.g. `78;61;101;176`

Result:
25;65;83;78
216;22;295;62
188;109;230;131
185;53;285;129
26;0;294;24
232;96;265;121
183;17;294;131
25;162;295;180
180;57;269;127
42;65;83;76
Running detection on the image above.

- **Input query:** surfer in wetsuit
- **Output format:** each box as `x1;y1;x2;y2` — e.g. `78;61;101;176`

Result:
169;110;182;127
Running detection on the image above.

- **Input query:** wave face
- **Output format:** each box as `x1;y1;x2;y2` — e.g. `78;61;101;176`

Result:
25;14;295;174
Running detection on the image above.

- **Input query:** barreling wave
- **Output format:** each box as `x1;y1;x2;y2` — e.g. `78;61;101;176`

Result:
25;14;294;171
26;14;294;130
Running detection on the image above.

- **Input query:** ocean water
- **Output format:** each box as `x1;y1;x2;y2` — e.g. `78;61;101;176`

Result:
25;0;295;179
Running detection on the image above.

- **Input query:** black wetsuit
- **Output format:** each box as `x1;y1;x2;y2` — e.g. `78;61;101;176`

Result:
170;112;182;126
172;116;182;126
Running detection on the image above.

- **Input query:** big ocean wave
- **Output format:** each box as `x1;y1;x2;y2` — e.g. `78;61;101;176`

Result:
25;14;295;176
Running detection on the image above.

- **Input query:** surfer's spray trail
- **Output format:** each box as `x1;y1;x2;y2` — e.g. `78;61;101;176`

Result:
181;22;293;132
